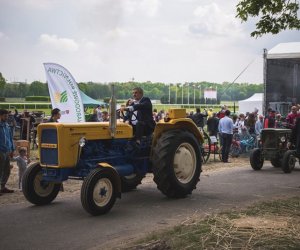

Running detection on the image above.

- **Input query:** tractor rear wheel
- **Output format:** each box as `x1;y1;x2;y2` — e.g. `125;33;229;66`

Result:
22;163;61;205
282;150;297;173
250;148;264;170
152;130;201;198
81;168;117;215
270;157;282;168
121;173;144;192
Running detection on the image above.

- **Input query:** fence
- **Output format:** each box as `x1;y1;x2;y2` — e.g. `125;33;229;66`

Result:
0;103;239;113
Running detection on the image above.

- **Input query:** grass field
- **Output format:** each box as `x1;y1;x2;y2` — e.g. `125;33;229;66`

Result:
128;197;300;249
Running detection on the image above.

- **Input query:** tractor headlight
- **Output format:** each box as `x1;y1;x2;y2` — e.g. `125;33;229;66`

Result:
35;135;39;146
79;137;86;147
280;136;286;143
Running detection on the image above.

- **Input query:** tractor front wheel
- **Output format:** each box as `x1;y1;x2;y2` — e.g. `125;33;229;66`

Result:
152;130;201;198
81;168;117;215
282;150;297;173
250;148;264;170
22;163;61;205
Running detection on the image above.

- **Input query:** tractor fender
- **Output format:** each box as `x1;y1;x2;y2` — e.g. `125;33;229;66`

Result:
97;163;122;198
152;118;204;147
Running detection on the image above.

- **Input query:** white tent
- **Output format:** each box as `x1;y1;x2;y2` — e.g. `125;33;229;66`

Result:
267;42;300;59
238;93;263;114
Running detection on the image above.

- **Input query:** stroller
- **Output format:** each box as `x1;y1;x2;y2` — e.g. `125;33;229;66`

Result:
239;127;257;153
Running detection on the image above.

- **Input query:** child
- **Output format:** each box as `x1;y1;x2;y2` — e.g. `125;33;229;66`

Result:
14;148;30;190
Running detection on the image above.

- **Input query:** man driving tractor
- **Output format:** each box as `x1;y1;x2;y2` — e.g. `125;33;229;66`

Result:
122;87;156;144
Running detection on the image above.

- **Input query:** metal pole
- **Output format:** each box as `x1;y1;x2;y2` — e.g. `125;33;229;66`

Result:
263;48;267;116
193;85;195;105
188;83;190;105
168;84;171;104
181;84;184;104
175;84;177;104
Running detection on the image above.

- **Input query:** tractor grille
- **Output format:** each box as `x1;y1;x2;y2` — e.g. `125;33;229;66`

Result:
40;128;58;166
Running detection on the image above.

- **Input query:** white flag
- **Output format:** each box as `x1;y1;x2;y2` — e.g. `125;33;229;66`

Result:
44;63;85;123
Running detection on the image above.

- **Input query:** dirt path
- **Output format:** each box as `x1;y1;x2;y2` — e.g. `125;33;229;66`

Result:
1;156;250;206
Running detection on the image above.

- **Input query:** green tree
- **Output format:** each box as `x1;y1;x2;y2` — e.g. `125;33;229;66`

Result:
236;0;300;37
28;81;48;96
0;72;6;96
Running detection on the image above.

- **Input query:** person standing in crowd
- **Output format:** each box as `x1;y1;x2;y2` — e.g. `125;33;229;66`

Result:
218;110;234;163
0;109;15;194
255;115;264;136
122;87;155;144
264;109;276;128
7;110;16;137
207;108;213;118
13;147;30;190
245;112;256;134
286;106;300;129
192;107;208;129
156;110;165;122
217;105;227;119
207;112;219;137
102;111;109;122
47;108;61;122
88;107;98;122
290;117;300;158
96;105;103;122
237;113;245;132
232;114;239;131
20;110;35;140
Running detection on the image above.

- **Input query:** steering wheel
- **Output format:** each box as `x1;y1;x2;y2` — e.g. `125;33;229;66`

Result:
117;108;138;124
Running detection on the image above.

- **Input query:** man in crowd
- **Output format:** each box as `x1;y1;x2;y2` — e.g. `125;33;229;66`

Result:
255;115;264;136
264;109;276;128
0;109;15;194
102;111;109;122
286;106;300;129
217;105;227;119
218;110;233;163
20;110;35;140
123;87;155;144
96;105;103;122
290;117;300;157
192;108;208;129
207;112;219;137
47;108;61;123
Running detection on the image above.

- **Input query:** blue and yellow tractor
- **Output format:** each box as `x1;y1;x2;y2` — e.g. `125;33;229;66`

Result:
22;86;204;215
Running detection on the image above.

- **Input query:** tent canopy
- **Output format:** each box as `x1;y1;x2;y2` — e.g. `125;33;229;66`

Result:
238;93;263;115
267;42;300;59
80;90;106;107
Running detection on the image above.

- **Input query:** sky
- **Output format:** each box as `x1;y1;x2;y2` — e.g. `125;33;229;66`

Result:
0;0;299;84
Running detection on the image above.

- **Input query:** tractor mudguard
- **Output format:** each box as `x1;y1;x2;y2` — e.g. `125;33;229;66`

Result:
152;109;204;147
97;163;122;198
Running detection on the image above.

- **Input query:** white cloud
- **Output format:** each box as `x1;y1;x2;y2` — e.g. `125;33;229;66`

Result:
122;0;160;17
190;3;243;37
0;31;9;40
20;0;59;9
39;34;79;51
162;37;182;45
105;27;129;40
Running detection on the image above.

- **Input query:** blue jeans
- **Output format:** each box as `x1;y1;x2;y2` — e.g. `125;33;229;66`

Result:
0;152;11;188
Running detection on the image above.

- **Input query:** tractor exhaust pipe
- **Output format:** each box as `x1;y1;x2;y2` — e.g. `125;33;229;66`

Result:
109;84;117;138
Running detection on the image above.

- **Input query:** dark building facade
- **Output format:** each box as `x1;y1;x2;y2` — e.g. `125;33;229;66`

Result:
264;43;300;116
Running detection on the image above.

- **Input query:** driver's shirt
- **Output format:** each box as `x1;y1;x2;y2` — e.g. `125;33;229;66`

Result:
130;100;139;125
